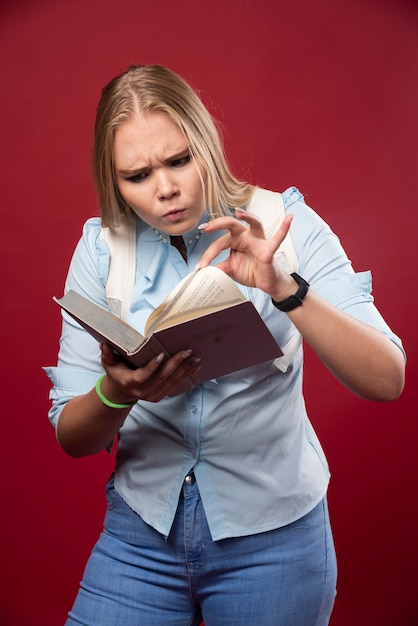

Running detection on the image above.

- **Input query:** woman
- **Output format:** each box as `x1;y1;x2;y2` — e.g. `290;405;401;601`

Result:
45;64;405;626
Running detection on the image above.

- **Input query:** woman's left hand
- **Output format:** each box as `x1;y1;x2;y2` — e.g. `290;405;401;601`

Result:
196;209;294;299
196;208;405;402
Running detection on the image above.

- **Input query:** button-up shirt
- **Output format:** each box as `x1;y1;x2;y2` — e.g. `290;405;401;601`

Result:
44;187;404;540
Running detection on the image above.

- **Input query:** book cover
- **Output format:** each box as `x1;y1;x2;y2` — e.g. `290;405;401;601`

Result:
54;268;282;384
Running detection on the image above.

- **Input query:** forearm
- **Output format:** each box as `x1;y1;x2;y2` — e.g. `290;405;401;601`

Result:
196;207;404;401
282;288;405;401
55;347;202;457
56;381;132;458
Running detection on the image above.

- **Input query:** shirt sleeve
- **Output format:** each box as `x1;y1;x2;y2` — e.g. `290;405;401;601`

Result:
43;218;111;429
283;187;405;357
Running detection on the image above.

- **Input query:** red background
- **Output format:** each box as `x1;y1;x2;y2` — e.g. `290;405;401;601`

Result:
1;1;417;624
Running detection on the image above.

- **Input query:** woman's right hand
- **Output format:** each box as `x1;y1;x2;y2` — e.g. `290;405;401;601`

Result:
56;345;201;457
100;343;201;403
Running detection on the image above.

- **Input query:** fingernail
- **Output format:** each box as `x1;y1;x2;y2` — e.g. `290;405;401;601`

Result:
189;357;201;367
182;349;192;359
197;222;209;230
155;352;164;363
194;262;202;271
235;206;246;213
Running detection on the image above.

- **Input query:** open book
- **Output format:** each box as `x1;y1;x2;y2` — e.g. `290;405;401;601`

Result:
54;266;282;384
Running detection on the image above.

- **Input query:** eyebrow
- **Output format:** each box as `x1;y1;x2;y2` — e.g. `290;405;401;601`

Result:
115;148;190;177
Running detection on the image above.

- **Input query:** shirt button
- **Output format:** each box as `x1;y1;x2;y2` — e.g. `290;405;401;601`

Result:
185;473;195;485
190;405;198;414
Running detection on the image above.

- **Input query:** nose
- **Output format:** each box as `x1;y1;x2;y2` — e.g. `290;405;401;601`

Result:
156;169;178;200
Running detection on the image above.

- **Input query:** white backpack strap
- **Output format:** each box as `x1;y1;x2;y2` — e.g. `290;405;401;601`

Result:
273;332;302;373
247;188;301;373
100;221;136;320
247;187;299;274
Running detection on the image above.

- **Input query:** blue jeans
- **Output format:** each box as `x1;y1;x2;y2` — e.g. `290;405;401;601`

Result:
66;476;337;625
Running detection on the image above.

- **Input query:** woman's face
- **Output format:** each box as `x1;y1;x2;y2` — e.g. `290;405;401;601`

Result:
113;112;207;235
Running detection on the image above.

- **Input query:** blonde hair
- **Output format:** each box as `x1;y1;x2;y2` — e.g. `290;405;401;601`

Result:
93;64;255;227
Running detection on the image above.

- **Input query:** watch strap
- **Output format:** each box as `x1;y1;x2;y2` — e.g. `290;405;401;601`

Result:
271;273;310;312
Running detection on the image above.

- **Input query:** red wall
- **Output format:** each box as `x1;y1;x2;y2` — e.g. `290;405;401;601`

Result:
1;1;417;624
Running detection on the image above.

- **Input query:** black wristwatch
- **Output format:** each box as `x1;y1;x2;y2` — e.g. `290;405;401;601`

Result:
271;273;310;312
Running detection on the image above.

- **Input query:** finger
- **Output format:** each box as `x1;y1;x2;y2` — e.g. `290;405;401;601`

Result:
269;214;293;250
132;349;198;388
198;215;239;233
101;342;165;381
138;353;201;402
206;208;267;239
100;342;132;368
199;212;259;237
234;207;266;236
239;210;293;249
131;349;191;385
195;232;230;269
158;350;200;377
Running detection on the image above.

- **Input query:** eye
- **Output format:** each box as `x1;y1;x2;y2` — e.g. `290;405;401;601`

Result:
126;171;148;183
171;154;191;168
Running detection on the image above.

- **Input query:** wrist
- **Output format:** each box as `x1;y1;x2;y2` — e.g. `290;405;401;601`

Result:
269;273;298;303
95;375;137;409
271;273;310;312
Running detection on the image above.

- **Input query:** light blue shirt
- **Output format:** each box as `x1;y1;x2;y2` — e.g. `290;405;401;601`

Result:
44;187;404;540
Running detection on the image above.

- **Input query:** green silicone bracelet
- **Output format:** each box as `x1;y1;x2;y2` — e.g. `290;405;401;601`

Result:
95;375;137;409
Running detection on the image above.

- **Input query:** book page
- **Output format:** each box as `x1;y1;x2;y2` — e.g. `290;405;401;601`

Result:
144;266;246;336
146;301;241;333
54;291;145;353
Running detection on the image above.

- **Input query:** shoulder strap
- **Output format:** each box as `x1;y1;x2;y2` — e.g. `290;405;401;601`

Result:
100;221;136;320
247;188;301;373
247;187;299;274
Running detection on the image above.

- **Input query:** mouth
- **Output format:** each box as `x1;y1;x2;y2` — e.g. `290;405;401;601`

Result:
164;208;186;221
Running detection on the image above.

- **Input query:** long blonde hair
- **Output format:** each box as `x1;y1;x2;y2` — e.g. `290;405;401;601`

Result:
93;65;254;227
